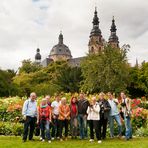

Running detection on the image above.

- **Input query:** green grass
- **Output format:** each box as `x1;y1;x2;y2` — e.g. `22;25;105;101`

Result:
0;136;148;148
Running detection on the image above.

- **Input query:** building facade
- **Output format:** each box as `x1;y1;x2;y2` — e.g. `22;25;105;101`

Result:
35;8;120;67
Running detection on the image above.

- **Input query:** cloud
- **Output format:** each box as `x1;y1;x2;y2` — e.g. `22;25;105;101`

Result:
0;0;147;70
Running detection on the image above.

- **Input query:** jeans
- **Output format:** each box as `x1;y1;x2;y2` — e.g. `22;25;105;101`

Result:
124;115;132;139
88;120;101;140
59;119;69;138
40;120;51;140
23;116;36;140
70;117;78;137
78;114;88;139
109;114;122;137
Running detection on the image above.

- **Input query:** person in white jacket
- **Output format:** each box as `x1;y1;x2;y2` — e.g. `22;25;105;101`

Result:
87;96;102;144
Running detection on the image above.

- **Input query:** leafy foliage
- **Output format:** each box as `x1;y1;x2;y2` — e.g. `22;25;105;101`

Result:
80;46;130;94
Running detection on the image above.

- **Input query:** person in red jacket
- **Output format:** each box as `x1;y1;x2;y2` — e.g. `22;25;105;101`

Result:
37;98;52;143
70;97;78;139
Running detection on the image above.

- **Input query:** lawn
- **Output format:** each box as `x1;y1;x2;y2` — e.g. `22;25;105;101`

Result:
0;136;148;148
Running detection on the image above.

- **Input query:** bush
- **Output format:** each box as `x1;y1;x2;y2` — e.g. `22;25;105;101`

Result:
0;122;23;136
134;125;148;137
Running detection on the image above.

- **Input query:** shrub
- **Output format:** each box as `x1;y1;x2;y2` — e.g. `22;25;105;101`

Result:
0;122;23;136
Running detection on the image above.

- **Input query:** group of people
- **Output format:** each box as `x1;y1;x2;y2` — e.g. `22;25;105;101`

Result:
22;92;132;143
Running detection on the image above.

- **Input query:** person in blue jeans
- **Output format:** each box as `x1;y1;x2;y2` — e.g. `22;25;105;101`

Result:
37;98;52;143
108;92;122;138
120;92;132;140
77;93;90;139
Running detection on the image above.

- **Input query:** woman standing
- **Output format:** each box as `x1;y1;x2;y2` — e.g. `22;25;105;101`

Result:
98;92;111;140
58;97;70;141
87;97;101;144
70;97;78;139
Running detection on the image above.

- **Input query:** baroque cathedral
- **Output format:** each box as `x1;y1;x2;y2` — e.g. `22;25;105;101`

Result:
35;8;119;67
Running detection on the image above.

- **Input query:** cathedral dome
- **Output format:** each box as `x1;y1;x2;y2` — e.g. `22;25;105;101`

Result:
49;32;72;61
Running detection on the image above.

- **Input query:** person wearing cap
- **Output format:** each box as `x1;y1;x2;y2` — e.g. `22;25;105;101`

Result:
22;92;37;142
37;98;52;143
58;97;70;141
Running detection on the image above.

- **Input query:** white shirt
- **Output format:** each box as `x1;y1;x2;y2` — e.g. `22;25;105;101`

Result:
51;100;61;115
22;99;37;117
87;103;100;120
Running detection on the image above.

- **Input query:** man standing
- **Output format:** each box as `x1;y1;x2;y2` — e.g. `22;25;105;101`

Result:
77;93;90;139
22;92;37;142
120;92;132;140
108;92;122;138
51;95;61;140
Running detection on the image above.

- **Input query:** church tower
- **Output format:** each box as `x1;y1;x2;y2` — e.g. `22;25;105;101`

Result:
88;7;104;54
35;48;41;64
108;16;119;48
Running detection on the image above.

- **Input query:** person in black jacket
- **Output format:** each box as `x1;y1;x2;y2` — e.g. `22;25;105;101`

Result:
98;92;111;139
77;93;90;139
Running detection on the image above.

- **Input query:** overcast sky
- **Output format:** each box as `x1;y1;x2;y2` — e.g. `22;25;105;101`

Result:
0;0;148;70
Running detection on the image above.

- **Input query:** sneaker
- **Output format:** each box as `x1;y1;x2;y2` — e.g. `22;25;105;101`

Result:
48;140;51;143
42;139;45;142
40;137;43;141
98;140;102;144
60;138;63;142
89;139;94;142
51;137;55;140
57;137;60;140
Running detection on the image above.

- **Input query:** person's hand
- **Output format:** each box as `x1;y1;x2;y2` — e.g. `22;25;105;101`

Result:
37;120;39;124
53;115;56;119
23;115;26;121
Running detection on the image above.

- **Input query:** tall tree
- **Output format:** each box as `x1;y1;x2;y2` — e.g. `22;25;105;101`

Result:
80;45;130;94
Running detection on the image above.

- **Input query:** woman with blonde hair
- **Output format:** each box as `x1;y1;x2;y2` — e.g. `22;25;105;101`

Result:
58;97;70;141
87;96;102;144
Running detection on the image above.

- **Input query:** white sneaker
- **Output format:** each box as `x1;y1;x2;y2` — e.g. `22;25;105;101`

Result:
51;137;55;140
48;140;51;143
40;137;43;141
98;140;102;144
60;138;63;142
89;139;94;142
42;139;45;142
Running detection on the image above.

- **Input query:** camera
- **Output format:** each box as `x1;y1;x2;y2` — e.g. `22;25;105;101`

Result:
121;102;126;107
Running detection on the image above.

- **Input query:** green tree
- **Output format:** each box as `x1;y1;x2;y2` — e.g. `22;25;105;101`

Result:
80;45;130;94
138;61;148;96
19;59;42;74
55;66;82;92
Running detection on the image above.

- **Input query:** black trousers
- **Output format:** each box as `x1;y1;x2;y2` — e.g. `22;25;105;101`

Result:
23;116;36;140
100;117;108;139
51;118;60;138
59;119;69;138
88;120;101;140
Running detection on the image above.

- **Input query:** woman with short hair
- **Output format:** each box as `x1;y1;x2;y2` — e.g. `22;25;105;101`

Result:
58;97;70;141
87;97;102;144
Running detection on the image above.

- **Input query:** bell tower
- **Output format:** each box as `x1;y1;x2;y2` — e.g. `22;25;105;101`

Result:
88;7;104;54
108;16;119;48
